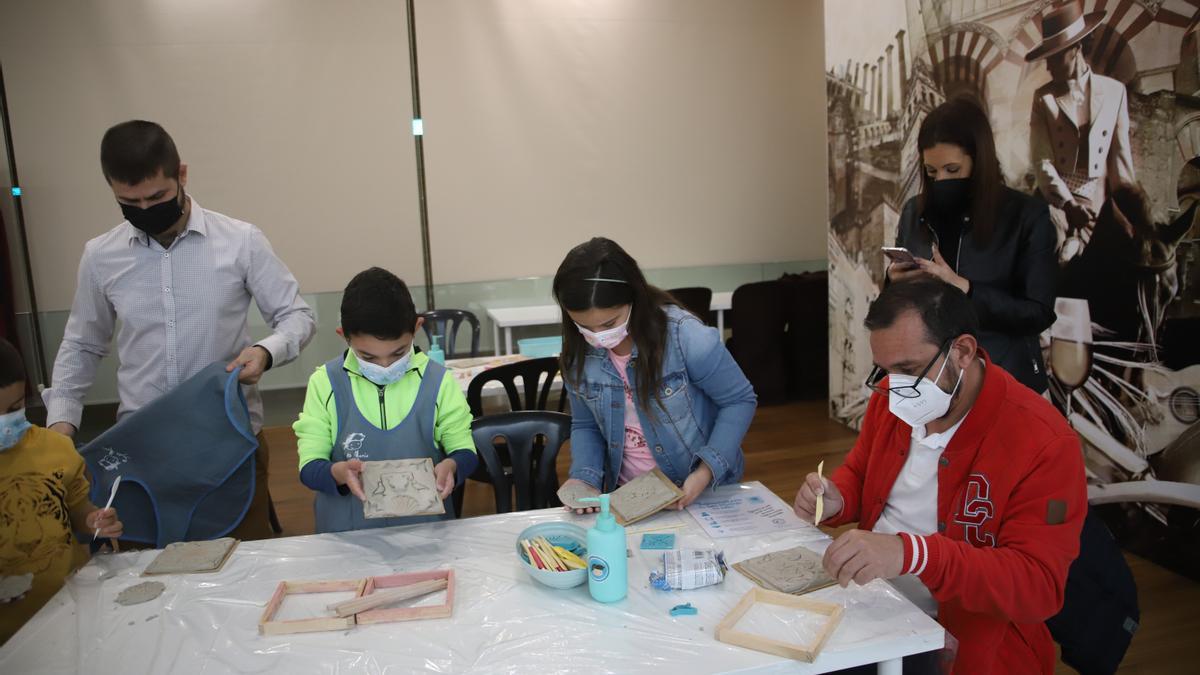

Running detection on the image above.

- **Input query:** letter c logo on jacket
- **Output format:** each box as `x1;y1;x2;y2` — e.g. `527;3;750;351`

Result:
954;473;997;547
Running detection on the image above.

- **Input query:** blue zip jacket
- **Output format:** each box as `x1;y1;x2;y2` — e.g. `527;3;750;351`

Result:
566;305;757;492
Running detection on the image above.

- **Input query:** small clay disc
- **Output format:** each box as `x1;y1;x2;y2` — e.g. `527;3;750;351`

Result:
116;581;166;606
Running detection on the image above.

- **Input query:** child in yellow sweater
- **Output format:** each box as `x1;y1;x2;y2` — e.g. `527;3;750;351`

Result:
0;339;122;645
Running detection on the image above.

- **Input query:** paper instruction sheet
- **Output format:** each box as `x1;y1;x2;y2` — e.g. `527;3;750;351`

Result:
685;484;805;539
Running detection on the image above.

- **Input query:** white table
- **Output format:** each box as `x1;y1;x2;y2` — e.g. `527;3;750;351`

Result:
445;354;532;394
444;355;564;410
0;483;942;674
487;291;734;355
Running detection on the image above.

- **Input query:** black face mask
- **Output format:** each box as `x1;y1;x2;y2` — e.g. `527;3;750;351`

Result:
120;184;185;236
926;178;971;219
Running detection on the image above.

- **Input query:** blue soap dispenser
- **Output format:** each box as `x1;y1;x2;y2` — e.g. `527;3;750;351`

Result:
428;335;445;364
579;495;627;603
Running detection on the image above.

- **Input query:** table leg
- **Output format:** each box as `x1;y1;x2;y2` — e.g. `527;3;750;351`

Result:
505;328;513;356
717;309;725;337
877;657;902;675
493;322;501;357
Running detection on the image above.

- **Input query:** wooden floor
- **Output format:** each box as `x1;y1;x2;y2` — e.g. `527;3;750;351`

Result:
263;401;1198;674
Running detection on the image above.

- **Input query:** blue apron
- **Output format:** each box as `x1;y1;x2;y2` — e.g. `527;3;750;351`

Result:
313;356;453;533
79;363;258;548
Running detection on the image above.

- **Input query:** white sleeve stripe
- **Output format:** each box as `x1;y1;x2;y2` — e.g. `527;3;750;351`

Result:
913;535;930;576
904;533;922;575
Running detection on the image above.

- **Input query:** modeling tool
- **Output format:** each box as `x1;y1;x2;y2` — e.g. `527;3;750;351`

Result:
94;476;121;541
814;461;825;525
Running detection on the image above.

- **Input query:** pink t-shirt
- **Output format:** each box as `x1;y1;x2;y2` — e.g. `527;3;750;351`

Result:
608;350;658;485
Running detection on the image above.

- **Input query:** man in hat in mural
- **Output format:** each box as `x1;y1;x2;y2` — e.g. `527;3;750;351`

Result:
1028;0;1135;263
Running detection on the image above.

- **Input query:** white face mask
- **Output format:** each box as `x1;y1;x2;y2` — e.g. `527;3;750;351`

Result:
887;352;964;427
356;350;412;386
0;408;32;451
575;308;631;351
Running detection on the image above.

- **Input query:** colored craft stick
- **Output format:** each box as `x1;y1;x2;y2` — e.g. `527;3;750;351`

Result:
523;540;545;569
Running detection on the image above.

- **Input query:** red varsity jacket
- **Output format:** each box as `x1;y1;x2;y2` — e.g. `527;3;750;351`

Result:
826;353;1086;674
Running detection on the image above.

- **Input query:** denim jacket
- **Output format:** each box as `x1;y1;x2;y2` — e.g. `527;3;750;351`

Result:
566;305;757;492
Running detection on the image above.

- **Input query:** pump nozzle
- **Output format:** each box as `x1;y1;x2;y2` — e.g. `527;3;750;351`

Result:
579;495;616;530
579;494;609;511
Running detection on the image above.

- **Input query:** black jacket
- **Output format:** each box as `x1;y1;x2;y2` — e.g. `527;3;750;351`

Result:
896;187;1057;392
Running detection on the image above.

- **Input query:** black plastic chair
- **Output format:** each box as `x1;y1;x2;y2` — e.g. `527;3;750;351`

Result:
466;357;566;418
421;309;481;359
727;280;788;404
453;411;571;514
667;287;713;324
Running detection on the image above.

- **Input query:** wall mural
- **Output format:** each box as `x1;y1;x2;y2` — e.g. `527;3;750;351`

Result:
826;0;1200;579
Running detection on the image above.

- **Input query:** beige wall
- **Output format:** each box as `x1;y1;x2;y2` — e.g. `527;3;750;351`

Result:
0;0;423;311
418;0;828;283
1;0;827;311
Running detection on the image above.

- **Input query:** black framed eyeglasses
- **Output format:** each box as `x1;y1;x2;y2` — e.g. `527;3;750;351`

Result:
864;339;951;399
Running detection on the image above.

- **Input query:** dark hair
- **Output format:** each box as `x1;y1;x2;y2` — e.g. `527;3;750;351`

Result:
553;238;677;413
864;278;978;346
340;267;418;340
100;120;181;185
0;339;26;389
916;96;1003;245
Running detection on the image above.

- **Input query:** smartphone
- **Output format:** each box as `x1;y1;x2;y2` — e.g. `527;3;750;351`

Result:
882;246;917;266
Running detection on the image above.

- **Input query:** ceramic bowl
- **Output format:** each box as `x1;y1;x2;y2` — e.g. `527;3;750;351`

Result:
516;522;588;589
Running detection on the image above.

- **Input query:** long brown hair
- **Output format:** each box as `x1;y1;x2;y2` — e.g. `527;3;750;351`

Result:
553;238;677;414
916;96;1004;245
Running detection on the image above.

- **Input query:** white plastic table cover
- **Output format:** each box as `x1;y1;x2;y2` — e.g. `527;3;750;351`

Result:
0;483;943;674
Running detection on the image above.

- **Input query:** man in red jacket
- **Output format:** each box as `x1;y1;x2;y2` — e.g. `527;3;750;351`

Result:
795;279;1085;674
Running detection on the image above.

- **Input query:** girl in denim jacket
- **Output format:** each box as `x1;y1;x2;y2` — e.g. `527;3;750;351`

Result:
554;238;757;512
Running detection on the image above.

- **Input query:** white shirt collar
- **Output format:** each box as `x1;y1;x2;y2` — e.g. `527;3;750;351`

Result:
911;411;968;451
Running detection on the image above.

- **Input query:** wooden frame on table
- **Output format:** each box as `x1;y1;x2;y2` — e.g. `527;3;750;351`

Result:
715;587;843;662
355;569;455;625
258;579;367;636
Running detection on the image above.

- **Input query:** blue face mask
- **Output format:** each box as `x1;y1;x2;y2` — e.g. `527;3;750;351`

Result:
356;350;413;386
0;408;32;451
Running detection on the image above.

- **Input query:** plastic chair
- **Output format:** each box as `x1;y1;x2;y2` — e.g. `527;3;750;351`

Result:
727;280;788;405
465;356;566;418
454;411;571;514
421;309;481;359
667;287;713;324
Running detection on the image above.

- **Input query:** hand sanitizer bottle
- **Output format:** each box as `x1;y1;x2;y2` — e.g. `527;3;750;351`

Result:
579;495;627;603
428;335;445;364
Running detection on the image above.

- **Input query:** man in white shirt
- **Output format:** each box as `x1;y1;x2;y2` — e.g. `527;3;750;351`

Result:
1027;2;1134;262
42;120;316;539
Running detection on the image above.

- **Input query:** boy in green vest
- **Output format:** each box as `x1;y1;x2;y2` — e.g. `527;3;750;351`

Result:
293;268;478;532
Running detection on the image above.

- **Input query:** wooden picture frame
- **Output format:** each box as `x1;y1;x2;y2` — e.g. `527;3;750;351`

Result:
610;467;685;526
715;587;843;662
258;579;367;636
354;569;455;626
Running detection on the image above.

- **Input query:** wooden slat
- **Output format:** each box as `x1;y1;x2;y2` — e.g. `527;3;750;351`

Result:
259;578;365;636
328;579;448;618
355;569;455;626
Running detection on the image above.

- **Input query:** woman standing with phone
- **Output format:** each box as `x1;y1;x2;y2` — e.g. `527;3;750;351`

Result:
890;97;1058;393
